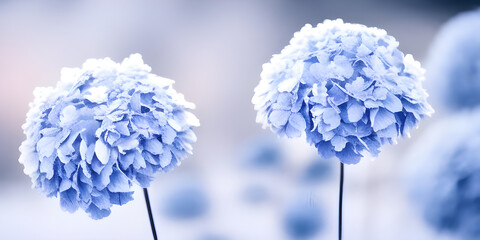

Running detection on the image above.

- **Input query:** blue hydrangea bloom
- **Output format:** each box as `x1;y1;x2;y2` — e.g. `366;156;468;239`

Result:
426;9;480;110
406;110;480;239
18;54;199;219
253;19;433;164
162;180;209;220
283;197;323;239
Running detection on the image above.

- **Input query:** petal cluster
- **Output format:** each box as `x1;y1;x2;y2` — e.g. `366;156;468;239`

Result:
426;9;480;110
253;19;433;164
405;111;480;240
19;54;199;219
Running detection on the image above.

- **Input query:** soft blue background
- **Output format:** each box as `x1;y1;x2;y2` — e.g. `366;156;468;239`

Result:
0;0;476;239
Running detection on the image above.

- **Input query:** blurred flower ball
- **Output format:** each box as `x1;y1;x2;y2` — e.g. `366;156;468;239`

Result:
406;111;480;239
283;197;323;239
241;137;283;170
301;159;332;184
253;19;433;164
426;9;480;110
18;54;199;219
162;180;209;220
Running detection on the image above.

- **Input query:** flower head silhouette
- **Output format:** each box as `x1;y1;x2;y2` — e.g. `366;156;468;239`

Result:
406;110;480;240
253;19;433;164
426;9;480;110
19;54;199;219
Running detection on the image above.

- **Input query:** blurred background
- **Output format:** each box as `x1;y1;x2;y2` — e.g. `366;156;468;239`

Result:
0;0;478;239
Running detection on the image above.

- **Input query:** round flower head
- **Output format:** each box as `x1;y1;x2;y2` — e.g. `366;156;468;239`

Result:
405;111;480;240
18;54;199;219
426;9;480;110
253;19;433;164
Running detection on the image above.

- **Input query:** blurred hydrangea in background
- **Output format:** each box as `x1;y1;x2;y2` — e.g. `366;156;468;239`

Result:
426;8;480;111
405;110;480;240
161;179;209;220
239;136;284;170
300;159;332;184
236;137;284;205
18;54;199;219
283;195;323;239
252;19;433;164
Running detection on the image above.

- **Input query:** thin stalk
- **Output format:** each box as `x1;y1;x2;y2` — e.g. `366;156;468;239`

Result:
339;163;344;240
143;188;158;240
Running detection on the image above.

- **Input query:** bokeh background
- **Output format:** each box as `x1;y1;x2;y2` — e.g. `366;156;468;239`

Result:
0;0;478;239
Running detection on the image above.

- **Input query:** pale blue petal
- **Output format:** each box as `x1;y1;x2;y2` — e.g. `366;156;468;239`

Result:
376;124;398;138
161;125;177;145
133;151;146;169
86;204;111;220
288;112;307;131
269;110;291;128
285;124;302;138
316;141;335;159
94;139;110;165
331;55;354;79
159;150;172;168
323;108;341;130
109;192;134;206
40;155;55;179
372;108;396;131
383;93;403;112
60;188;79;213
107;170;131;192
36;137;56;158
91;190;112;210
278;78;299;92
144;138;163;155
115;135;139;154
331;136;347;152
347;101;365;122
336;143;362;164
119;152;135;170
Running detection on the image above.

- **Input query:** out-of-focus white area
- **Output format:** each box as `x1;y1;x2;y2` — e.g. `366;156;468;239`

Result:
0;0;475;239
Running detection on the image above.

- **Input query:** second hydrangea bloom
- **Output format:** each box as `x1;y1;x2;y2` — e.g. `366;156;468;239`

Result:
405;110;480;240
253;19;433;164
19;54;199;219
426;9;480;110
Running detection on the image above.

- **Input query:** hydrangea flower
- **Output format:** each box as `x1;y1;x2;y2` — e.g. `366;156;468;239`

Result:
252;19;433;164
18;54;199;219
405;110;480;240
426;9;480;110
283;197;323;239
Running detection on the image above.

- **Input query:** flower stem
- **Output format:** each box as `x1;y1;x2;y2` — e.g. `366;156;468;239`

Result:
339;163;344;240
143;188;158;240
